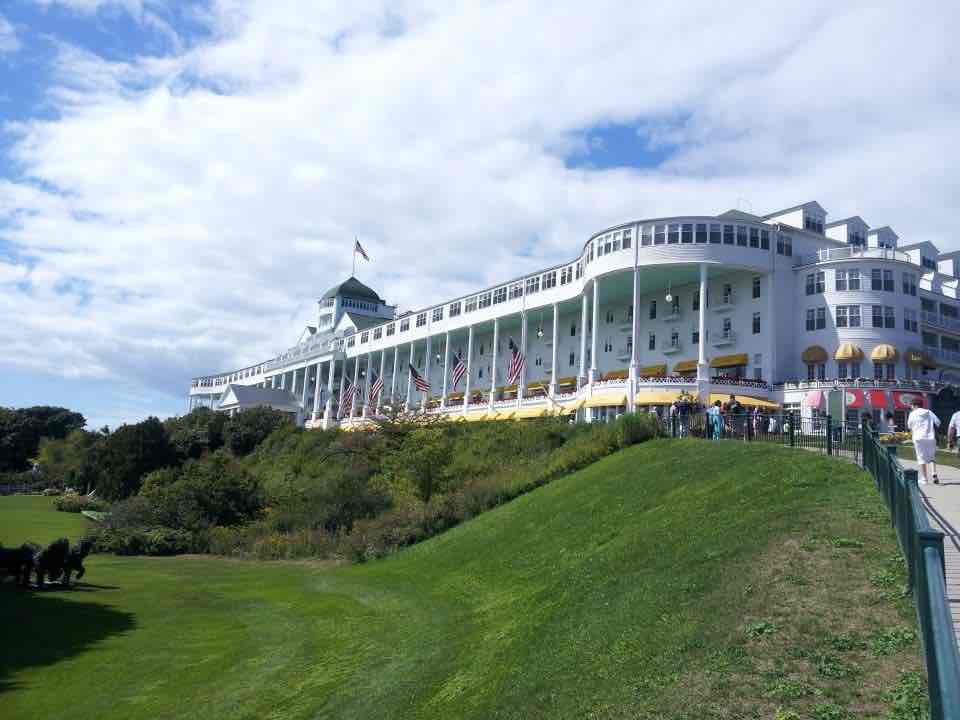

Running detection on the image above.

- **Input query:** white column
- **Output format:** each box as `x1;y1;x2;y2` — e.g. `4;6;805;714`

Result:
377;349;387;414
590;278;600;384
337;360;347;421
697;263;709;403
362;352;372;418
629;266;640;412
280;372;286;390
766;269;776;387
517;311;528;408
463;325;474;415
579;291;589;389
422;334;432;411
312;362;323;422
441;331;450;409
299;366;309;426
390;346;399;405
549;302;559;397
489;318;499;411
323;359;335;429
405;342;415;410
351;357;360;418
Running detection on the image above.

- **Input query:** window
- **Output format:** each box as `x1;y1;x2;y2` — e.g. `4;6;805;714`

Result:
836;305;861;328
654;225;666;245
606;310;614;324
641;226;653;246
465;296;477;313
760;229;770;250
681;223;693;243
416;312;427;327
360;331;369;344
692;328;699;344
603;338;613;353
872;305;884;328
710;224;722;244
806;271;825;295
569;352;575;367
723;225;734;245
670;295;680;315
883;270;894;292
347;335;356;347
479;344;484;355
776;233;792;256
753;353;762;380
623;228;632;249
806;308;816;331
804;215;824;234
648;332;656;351
373;327;382;340
492;287;507;304
400;318;410;332
575;262;583;279
922;297;936;312
902;272;917;296
752;277;761;299
542;271;556;290
745;227;758;248
837;269;861;291
649;300;657;320
736;225;747;246
479;292;492;308
386;323;396;336
692;290;700;311
432;307;443;322
922;256;937;270
722;283;733;304
837;361;862;380
570;322;577;337
696;223;707;243
560;266;573;284
884;306;895;329
509;283;523;300
669;330;680;348
904;309;918;332
752;312;760;334
525;276;540;295
611;232;620;252
449;301;461;318
668;224;680;244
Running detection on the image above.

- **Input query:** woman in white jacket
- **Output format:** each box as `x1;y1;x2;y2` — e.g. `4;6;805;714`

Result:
907;398;941;485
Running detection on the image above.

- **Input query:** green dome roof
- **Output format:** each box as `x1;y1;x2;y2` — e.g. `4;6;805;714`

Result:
321;276;384;303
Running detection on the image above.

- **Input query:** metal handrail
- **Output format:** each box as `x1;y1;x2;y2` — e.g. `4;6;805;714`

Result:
862;428;960;719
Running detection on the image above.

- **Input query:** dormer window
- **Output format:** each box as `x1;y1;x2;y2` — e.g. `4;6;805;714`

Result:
804;215;825;234
922;257;937;270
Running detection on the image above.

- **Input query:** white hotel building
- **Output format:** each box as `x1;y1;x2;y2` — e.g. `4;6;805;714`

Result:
189;201;960;429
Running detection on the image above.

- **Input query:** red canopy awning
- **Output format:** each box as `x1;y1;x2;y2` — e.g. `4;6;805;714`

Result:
868;390;888;409
805;390;823;408
844;389;865;409
893;391;925;409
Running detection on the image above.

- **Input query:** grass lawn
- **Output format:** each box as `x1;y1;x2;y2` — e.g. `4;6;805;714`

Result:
0;494;92;546
0;441;925;719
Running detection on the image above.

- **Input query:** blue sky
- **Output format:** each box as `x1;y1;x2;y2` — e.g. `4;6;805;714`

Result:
0;0;958;430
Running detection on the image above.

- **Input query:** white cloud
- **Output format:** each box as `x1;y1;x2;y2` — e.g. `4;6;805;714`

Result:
0;14;20;54
2;0;960;421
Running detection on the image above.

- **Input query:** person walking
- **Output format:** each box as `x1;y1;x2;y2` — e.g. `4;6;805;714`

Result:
907;398;941;485
677;395;691;438
707;400;723;440
947;407;960;455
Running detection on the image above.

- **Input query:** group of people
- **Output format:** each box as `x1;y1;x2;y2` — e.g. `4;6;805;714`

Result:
873;398;960;485
654;394;776;440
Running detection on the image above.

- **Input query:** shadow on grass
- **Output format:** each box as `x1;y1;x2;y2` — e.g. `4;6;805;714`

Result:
0;583;135;694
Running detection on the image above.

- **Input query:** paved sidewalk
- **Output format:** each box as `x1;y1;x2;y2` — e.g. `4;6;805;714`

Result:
899;457;960;645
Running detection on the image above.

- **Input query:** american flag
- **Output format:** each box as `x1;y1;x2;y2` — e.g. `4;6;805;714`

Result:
354;238;369;261
337;379;353;419
451;352;466;389
368;371;384;405
409;363;430;392
506;338;525;385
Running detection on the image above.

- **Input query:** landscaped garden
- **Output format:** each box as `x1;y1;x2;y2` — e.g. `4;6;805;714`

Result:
0;440;927;719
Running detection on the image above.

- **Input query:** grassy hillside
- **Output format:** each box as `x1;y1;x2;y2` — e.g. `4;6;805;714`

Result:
0;441;924;719
0;495;91;546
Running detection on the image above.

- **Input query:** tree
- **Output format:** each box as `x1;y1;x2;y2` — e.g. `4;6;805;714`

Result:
164;407;227;461
36;429;98;489
0;405;86;472
223;407;292;457
92;417;176;500
379;426;451;504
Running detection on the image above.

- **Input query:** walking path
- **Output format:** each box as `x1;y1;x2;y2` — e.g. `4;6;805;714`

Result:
899;457;960;645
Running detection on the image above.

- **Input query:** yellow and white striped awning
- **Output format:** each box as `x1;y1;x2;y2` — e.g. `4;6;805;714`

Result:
515;407;548;419
635;390;681;405
584;392;627;408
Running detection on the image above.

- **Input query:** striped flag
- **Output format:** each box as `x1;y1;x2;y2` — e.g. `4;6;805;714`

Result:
354;238;369;261
451;352;466;389
409;363;430;392
337;378;352;420
506;338;525;385
368;371;384;405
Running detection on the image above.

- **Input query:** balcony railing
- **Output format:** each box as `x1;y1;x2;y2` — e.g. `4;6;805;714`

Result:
796;246;912;266
929;347;960;366
778;378;942;391
712;295;735;312
661;340;683;354
922;310;960;334
713;330;736;346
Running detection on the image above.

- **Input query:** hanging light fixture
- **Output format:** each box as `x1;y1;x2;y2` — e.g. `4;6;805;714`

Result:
537;309;544;339
665;280;673;305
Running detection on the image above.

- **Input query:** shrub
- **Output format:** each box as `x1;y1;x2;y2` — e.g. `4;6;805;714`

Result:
224;407;292;457
614;412;662;448
54;492;110;513
96;526;197;556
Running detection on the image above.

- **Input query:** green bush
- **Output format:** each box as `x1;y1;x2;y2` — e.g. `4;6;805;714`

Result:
96;526;197;556
614;412;662;448
53;492;110;513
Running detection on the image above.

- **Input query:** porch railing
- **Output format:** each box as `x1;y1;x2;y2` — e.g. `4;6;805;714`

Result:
861;429;960;719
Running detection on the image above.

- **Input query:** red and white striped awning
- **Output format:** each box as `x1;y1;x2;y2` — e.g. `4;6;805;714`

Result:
805;390;823;408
